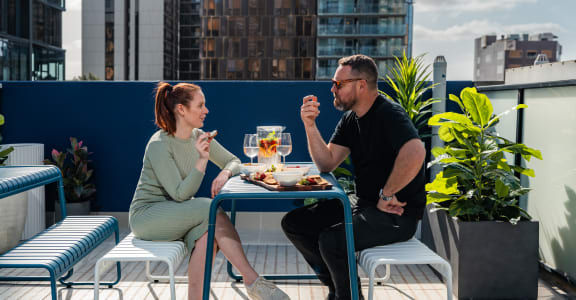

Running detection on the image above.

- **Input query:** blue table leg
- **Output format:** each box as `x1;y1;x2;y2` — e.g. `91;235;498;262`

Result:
203;194;358;300
202;196;222;300
338;195;359;300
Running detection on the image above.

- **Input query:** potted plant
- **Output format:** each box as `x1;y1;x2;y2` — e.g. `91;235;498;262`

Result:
44;137;96;218
379;52;439;138
426;87;542;299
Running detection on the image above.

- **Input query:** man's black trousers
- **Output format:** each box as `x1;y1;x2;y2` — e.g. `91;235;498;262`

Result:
281;199;418;300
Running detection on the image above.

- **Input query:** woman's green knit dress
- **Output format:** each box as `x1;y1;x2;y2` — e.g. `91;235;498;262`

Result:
129;129;241;250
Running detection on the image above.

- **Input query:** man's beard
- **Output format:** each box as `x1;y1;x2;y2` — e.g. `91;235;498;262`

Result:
333;96;356;111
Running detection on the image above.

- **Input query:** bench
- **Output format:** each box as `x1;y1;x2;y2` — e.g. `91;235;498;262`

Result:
94;233;189;300
358;237;453;300
0;166;121;300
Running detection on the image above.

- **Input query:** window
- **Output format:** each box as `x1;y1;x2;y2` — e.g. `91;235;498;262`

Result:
248;38;265;57
226;38;242;57
273;38;291;57
228;16;245;36
226;59;244;79
248;58;261;79
526;51;538;58
272;58;286;79
274;17;288;36
205;17;220;36
225;0;242;15
508;50;523;58
105;0;114;80
203;38;215;56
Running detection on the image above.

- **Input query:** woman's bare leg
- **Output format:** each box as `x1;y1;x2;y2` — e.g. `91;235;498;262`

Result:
187;233;217;300
214;212;259;285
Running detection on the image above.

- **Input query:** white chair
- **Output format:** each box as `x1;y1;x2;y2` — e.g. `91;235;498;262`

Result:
358;237;453;300
94;233;189;300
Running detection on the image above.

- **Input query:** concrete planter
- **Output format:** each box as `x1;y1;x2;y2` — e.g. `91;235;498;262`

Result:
0;192;28;254
55;200;91;221
426;210;539;299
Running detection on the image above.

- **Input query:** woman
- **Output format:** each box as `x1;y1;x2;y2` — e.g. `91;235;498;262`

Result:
129;82;290;300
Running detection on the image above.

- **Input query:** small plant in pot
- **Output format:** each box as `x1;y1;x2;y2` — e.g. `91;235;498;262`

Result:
425;87;543;299
44;137;96;219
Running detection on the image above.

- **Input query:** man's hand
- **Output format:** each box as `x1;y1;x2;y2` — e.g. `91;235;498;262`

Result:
377;195;406;216
301;95;320;128
211;170;232;198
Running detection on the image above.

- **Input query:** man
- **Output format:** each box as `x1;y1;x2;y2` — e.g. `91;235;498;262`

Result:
281;55;426;300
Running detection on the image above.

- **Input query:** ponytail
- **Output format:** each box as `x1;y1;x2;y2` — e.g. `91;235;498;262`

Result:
154;82;201;135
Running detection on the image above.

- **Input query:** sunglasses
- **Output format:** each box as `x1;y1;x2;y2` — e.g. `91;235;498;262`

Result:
331;78;365;89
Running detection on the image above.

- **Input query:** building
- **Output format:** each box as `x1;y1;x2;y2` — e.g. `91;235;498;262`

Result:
474;33;562;84
200;0;316;80
0;0;65;81
316;0;408;79
82;0;410;81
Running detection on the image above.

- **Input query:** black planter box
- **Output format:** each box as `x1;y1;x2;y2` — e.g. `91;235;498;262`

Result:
425;209;539;299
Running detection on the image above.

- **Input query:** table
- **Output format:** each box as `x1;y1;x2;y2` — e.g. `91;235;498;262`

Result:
202;165;359;300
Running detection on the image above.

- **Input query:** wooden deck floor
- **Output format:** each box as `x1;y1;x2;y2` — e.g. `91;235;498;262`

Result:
0;230;569;299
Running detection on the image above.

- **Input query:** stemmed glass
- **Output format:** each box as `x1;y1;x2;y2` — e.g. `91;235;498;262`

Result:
243;134;258;164
277;133;292;165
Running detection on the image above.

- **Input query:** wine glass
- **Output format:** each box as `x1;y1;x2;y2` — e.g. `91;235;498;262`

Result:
277;133;292;165
243;134;258;164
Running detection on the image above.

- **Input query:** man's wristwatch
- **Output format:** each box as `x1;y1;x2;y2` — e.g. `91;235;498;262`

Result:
379;189;394;202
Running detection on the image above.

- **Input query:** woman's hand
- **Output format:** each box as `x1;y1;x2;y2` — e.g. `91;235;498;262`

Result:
195;132;211;160
211;170;232;198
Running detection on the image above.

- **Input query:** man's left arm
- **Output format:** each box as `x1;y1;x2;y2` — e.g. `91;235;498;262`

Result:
378;138;426;215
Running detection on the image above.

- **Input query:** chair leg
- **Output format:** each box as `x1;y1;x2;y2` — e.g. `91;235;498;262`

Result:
94;261;101;300
444;264;453;300
368;265;377;300
49;269;57;300
169;264;177;300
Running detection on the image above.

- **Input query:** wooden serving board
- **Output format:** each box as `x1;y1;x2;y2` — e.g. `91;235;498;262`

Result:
241;174;333;191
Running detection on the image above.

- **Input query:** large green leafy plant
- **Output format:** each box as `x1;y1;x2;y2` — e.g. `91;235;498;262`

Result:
380;52;440;138
44;137;96;203
0;114;14;165
426;87;542;224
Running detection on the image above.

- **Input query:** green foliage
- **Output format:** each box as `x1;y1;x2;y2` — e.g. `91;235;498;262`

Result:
304;157;355;207
0;113;14;165
44;137;96;203
426;87;542;224
333;156;355;195
72;73;101;81
380;52;440;138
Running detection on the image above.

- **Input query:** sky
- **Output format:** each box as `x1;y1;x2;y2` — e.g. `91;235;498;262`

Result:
62;0;576;80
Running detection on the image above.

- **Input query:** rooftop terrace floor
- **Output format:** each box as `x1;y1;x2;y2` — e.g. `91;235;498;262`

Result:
0;229;570;299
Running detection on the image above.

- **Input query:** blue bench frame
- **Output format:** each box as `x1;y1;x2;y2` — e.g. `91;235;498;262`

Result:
0;166;121;300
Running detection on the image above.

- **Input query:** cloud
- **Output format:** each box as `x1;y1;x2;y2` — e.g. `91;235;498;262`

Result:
414;20;565;41
66;0;81;11
415;0;537;12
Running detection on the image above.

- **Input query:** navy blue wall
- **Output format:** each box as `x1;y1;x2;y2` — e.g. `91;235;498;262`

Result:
0;81;472;212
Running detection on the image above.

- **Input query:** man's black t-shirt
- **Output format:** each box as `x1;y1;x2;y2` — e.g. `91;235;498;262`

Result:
330;95;426;219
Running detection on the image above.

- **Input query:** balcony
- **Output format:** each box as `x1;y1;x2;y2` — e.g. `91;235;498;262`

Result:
318;24;406;36
0;80;574;299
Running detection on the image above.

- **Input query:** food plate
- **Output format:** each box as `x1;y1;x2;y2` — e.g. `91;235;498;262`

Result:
241;174;332;191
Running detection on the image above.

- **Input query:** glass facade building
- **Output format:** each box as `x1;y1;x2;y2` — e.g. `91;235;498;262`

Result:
179;0;202;80
316;0;407;79
0;0;65;80
200;0;316;80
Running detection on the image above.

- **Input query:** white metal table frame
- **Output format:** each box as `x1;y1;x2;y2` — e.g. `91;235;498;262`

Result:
201;164;360;300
